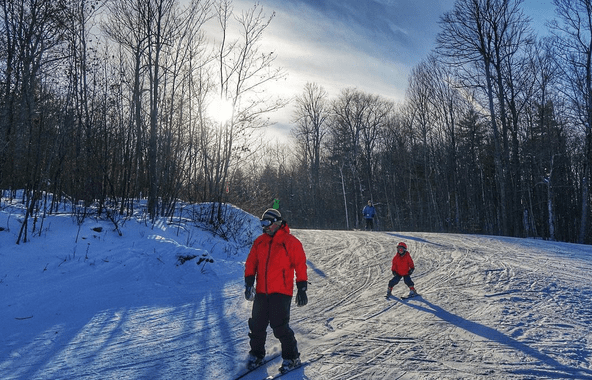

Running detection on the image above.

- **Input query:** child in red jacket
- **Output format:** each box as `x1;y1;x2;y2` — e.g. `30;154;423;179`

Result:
387;242;417;298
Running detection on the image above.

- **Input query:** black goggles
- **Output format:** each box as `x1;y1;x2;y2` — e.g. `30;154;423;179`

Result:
261;219;275;227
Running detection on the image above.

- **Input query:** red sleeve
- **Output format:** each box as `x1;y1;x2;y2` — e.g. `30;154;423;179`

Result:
245;238;260;278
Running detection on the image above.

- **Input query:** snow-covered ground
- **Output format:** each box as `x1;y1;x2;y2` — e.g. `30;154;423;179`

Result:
1;197;592;379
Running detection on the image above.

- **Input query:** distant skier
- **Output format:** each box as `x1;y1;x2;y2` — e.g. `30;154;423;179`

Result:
244;208;308;373
362;200;376;230
386;242;417;298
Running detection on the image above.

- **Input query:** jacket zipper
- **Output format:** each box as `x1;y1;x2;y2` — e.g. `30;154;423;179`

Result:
264;237;273;294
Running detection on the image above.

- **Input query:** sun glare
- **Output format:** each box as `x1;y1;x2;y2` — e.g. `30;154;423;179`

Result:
209;97;234;124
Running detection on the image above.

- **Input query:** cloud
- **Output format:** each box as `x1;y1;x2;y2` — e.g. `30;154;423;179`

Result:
232;0;456;141
258;0;426;97
225;0;556;143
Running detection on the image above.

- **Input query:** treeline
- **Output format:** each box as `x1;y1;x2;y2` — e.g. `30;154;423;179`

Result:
0;0;286;242
267;0;592;244
1;0;591;244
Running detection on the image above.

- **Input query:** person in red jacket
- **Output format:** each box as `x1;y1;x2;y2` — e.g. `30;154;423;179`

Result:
244;208;308;373
386;242;417;297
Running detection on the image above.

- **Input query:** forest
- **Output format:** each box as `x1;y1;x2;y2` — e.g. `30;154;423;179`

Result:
1;0;591;245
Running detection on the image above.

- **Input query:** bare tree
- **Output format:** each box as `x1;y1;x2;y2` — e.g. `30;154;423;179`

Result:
408;54;473;231
437;0;532;235
0;0;68;243
405;59;442;230
103;0;212;219
102;0;154;215
0;0;16;188
61;0;106;206
291;82;330;227
549;0;592;243
207;0;286;224
327;88;392;229
360;93;392;211
329;88;369;229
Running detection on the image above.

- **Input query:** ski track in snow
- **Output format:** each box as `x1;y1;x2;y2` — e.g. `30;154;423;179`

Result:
1;227;592;379
290;231;592;380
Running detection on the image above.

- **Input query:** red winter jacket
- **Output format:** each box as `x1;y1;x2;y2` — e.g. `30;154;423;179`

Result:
245;223;308;296
391;251;415;276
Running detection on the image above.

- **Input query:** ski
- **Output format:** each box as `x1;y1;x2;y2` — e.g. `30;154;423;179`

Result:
233;353;281;380
385;293;420;300
260;354;324;380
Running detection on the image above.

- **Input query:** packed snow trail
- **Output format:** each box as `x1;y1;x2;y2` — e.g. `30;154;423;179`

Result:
288;230;592;379
2;224;592;379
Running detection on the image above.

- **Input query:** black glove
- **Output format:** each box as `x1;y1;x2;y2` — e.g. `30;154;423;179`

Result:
245;276;256;301
295;281;308;307
245;286;255;301
392;270;397;276
408;268;414;275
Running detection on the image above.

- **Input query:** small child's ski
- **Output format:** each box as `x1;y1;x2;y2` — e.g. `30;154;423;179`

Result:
401;292;420;300
234;353;281;380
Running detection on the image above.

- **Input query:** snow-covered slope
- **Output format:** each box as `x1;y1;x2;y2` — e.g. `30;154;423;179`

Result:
1;205;591;379
294;230;592;379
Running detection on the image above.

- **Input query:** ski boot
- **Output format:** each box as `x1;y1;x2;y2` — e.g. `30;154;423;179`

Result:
247;354;264;370
279;357;301;373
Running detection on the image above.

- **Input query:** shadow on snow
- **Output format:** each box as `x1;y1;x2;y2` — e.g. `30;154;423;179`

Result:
400;297;592;379
0;288;241;380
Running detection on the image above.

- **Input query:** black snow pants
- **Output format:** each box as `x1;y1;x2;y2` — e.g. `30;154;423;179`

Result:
388;273;414;289
248;293;299;360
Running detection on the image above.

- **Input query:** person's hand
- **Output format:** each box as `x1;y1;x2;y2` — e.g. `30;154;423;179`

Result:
245;285;255;301
295;281;308;307
245;275;256;301
408;268;414;275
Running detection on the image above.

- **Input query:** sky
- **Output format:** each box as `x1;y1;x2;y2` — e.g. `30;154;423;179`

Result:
231;0;558;143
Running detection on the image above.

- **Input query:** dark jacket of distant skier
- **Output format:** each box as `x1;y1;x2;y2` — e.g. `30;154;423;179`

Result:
362;202;376;220
362;201;376;230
